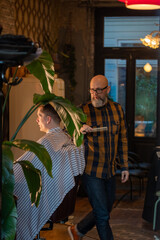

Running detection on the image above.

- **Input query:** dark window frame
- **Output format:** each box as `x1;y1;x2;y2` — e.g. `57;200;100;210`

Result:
94;7;160;147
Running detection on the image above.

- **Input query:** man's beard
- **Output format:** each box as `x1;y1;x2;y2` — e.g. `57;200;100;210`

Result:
91;95;108;107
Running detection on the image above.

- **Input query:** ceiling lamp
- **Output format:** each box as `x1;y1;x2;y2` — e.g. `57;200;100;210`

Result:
118;0;160;10
144;63;152;72
140;31;160;49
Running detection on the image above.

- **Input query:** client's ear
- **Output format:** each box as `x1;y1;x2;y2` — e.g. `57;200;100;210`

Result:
47;116;52;124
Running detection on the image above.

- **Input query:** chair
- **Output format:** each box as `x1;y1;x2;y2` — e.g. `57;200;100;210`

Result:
115;167;134;207
129;166;145;199
35;176;80;239
153;191;160;231
115;152;148;203
128;151;151;174
129;151;151;194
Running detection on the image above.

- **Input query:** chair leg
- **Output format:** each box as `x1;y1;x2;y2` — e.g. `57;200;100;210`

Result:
35;232;46;240
153;197;160;231
139;178;142;197
129;176;132;200
36;232;40;239
142;177;144;191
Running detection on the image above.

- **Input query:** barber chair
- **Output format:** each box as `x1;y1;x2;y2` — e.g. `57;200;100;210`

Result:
35;176;79;240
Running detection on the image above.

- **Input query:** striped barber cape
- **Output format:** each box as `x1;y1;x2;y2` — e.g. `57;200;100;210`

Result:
13;127;85;240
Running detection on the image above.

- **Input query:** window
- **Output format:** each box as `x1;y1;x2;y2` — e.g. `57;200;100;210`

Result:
134;59;157;137
105;59;126;111
104;16;160;48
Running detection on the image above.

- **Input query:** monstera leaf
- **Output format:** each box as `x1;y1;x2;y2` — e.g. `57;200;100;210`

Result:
26;50;87;146
2;140;52;240
4;139;53;178
12;51;87;146
33;93;87;146
2;48;86;240
26;51;55;93
3;139;52;207
16;160;42;207
2;145;17;240
11;92;87;146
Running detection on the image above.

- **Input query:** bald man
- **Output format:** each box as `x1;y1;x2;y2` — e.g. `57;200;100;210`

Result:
68;75;129;240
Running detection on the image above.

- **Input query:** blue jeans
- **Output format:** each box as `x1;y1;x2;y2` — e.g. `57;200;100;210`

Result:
77;173;116;240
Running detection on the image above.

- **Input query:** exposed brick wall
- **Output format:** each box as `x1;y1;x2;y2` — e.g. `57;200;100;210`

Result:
0;0;15;34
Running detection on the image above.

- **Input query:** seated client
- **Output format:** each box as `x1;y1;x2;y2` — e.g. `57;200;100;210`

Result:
13;103;85;240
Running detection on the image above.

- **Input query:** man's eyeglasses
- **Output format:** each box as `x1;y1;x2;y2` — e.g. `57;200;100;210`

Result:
89;86;108;94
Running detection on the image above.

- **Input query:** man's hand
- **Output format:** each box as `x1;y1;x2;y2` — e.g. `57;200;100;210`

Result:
121;170;129;183
80;124;93;134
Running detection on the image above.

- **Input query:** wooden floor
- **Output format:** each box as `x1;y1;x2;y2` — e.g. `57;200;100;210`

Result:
38;178;160;240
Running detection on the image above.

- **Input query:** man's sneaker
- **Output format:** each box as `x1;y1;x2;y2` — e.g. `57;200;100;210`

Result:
68;225;82;240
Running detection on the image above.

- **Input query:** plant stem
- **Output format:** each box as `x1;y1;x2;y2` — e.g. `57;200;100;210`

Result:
2;67;18;116
11;103;41;141
2;85;11;115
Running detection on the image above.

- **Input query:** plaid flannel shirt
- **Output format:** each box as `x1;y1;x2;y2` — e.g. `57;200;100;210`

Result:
81;100;128;179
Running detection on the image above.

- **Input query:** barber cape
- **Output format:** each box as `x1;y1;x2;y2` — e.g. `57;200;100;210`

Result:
13;127;85;240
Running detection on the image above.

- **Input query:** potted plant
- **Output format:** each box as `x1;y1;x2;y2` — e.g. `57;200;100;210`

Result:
1;36;86;240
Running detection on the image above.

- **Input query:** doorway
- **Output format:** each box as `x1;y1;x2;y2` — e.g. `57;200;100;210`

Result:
94;8;160;162
103;52;158;162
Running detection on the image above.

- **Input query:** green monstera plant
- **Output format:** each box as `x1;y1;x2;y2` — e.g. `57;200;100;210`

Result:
2;50;86;240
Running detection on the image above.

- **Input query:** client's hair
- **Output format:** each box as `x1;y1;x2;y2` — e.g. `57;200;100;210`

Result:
41;104;61;123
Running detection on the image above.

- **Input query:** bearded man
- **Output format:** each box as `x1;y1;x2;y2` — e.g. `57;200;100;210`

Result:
68;75;129;240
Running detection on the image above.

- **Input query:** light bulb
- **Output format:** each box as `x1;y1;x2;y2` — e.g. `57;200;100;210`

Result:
144;63;152;73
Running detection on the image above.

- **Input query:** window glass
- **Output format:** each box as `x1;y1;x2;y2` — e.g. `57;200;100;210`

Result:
134;59;157;137
104;16;160;47
105;59;126;111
